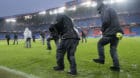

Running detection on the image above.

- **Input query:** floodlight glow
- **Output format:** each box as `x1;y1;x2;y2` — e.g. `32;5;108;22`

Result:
49;9;58;15
24;15;32;20
103;0;114;4
115;0;126;3
103;1;108;4
39;11;46;15
91;1;97;7
104;0;126;4
80;1;92;7
5;18;16;23
111;0;116;4
49;11;53;15
67;6;77;11
53;9;58;14
57;6;66;13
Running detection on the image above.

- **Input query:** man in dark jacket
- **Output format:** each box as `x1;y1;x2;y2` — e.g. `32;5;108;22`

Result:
93;0;123;72
49;14;80;75
5;33;11;45
13;33;18;45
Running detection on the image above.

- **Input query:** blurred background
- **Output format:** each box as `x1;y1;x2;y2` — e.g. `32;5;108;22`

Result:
0;0;140;39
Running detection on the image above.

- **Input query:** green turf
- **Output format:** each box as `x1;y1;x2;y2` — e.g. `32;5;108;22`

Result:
0;37;140;78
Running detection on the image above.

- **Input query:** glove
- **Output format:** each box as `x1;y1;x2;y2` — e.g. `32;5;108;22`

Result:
116;32;123;40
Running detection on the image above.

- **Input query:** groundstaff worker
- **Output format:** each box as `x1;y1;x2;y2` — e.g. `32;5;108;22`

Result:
49;14;80;75
93;0;123;72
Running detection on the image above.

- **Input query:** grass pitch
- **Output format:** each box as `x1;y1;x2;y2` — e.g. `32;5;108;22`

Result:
0;37;140;78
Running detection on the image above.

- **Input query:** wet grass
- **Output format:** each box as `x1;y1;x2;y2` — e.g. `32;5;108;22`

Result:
0;37;140;78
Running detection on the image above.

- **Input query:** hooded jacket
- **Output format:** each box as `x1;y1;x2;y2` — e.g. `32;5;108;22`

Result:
24;28;32;40
98;4;123;37
49;14;80;40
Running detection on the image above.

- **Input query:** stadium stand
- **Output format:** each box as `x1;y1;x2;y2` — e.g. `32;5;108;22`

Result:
131;26;140;36
0;0;140;39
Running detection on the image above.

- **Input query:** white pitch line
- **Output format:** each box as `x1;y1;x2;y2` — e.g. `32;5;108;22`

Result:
0;66;39;78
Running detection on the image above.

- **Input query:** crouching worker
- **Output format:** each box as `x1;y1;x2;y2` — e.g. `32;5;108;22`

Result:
49;14;80;75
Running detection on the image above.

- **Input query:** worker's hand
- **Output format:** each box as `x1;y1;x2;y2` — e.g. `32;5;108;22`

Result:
116;32;123;40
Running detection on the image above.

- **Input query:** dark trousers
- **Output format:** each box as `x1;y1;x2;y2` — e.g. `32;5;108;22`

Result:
6;39;10;45
98;36;120;67
81;36;87;43
42;38;45;45
56;39;79;73
33;38;35;43
13;39;18;45
26;38;31;48
47;37;59;50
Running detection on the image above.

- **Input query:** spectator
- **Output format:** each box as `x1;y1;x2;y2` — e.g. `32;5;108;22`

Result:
24;27;32;48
